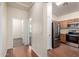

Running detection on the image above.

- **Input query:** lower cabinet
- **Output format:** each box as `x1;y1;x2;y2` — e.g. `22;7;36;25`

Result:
60;34;66;43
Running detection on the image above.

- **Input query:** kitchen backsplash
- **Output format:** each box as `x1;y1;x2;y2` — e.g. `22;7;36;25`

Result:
60;29;69;34
60;29;79;34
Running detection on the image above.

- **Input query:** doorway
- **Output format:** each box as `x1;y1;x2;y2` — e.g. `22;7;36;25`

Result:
28;18;32;46
12;19;24;47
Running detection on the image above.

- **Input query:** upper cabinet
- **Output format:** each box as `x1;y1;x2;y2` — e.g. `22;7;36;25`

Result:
60;18;79;29
68;19;73;24
60;20;68;29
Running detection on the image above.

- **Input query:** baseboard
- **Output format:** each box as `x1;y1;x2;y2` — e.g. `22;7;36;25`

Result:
6;48;13;57
0;47;9;57
31;48;40;57
61;42;66;44
25;44;39;57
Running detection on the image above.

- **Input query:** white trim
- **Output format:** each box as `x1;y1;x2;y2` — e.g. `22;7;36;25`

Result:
31;47;40;57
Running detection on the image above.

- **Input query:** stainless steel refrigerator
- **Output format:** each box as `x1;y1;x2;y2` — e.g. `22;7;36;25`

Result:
52;21;60;48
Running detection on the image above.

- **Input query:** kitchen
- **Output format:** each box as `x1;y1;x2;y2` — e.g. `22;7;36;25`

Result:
48;2;79;57
60;18;79;48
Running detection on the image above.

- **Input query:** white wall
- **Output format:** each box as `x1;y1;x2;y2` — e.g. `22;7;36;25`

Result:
30;3;49;57
0;3;8;57
13;18;24;39
58;11;79;21
47;3;52;49
7;6;29;48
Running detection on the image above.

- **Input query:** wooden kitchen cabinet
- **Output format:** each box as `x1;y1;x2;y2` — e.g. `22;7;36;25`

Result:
60;18;79;28
60;34;66;43
68;19;73;24
68;18;79;24
60;21;68;29
74;18;79;22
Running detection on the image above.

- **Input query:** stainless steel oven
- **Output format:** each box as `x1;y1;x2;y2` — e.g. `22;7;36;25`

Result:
67;32;79;44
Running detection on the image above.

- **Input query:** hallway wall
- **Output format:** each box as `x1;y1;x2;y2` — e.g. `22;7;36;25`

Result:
0;3;8;57
13;19;24;39
47;3;52;49
30;3;48;57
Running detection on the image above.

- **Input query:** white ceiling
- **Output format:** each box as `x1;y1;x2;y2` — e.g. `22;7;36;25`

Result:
7;2;34;10
52;2;79;17
7;2;79;17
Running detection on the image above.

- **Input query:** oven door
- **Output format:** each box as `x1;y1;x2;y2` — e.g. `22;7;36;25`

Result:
68;35;78;44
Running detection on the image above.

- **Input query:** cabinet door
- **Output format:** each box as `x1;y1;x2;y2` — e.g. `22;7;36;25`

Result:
64;21;68;28
75;18;79;22
60;34;66;43
77;19;79;22
68;19;73;24
60;21;68;29
60;21;63;29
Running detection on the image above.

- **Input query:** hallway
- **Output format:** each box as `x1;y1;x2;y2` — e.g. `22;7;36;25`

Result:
6;45;38;57
0;2;52;57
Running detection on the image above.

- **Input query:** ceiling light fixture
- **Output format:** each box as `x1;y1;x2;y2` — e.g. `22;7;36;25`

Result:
55;2;65;6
